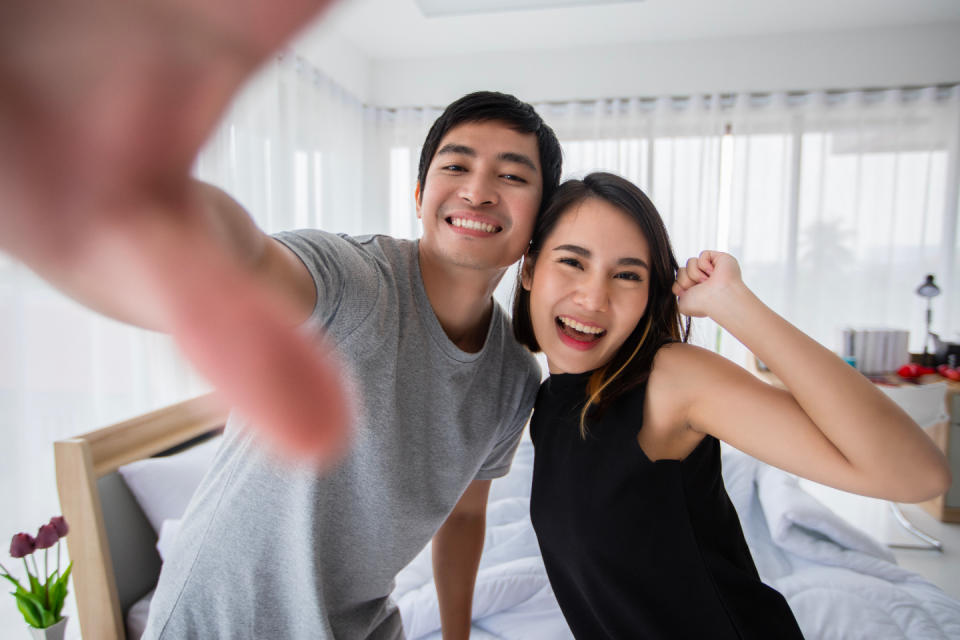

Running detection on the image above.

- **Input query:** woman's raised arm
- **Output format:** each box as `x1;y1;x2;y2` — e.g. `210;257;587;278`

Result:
665;251;950;502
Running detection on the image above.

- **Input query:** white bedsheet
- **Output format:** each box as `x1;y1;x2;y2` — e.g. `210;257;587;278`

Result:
134;435;960;639
390;439;960;639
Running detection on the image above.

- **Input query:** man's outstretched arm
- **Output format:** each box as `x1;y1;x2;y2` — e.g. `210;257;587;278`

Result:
432;479;491;640
0;0;350;462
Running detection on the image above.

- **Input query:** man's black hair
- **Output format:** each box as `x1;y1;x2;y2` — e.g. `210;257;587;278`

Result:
416;91;562;214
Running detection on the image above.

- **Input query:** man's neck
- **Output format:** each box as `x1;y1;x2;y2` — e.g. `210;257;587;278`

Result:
418;245;505;354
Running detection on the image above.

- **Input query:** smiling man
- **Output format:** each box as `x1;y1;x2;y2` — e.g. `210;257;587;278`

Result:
137;92;562;639
0;5;561;635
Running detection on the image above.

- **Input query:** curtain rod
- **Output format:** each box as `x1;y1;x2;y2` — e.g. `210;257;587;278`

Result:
278;53;959;113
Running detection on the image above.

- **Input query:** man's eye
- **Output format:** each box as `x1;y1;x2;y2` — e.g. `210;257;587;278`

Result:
442;165;466;172
502;174;527;183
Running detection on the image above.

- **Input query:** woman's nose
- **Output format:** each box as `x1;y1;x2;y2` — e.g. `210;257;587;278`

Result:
573;275;608;312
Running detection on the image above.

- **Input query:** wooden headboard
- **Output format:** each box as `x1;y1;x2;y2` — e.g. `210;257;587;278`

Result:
54;394;229;640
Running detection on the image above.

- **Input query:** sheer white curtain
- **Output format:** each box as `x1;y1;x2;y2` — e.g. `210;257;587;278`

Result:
535;96;726;350
378;97;729;317
413;88;958;361
0;52;378;633
726;86;960;360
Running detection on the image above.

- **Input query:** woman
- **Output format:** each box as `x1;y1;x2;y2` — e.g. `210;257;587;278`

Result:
512;172;951;639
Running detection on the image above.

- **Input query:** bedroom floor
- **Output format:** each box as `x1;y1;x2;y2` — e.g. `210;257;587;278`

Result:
801;481;960;600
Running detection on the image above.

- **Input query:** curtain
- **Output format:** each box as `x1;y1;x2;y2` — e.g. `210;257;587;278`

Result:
395;88;958;361
726;86;960;363
2;51;958;632
0;52;378;633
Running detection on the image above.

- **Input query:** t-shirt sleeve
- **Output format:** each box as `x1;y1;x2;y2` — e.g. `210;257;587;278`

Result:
473;362;541;481
272;229;379;333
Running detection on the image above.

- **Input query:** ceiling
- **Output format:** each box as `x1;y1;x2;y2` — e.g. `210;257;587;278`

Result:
312;0;960;60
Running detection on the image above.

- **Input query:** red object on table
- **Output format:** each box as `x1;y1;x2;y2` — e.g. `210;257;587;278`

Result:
897;363;937;379
937;364;960;381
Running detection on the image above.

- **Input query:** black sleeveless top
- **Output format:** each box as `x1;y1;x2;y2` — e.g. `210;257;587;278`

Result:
529;372;804;639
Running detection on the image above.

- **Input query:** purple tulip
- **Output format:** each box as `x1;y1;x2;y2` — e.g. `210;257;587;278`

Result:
49;516;69;538
9;533;35;559
34;524;59;550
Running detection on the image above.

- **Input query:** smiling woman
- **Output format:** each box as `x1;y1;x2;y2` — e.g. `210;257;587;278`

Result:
513;171;951;639
521;198;652;374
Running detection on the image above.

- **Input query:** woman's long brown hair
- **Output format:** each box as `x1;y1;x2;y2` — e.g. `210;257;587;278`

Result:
512;172;690;436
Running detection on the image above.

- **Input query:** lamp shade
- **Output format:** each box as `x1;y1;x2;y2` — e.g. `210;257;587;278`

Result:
916;274;940;298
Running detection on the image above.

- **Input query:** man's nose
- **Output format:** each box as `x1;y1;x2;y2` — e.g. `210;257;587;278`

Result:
459;173;498;206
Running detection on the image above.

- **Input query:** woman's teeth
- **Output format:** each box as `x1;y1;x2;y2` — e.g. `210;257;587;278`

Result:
557;316;606;338
450;218;499;233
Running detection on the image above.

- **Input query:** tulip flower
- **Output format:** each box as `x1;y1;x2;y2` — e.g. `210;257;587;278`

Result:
49;517;68;538
34;524;59;550
9;533;35;559
3;517;72;629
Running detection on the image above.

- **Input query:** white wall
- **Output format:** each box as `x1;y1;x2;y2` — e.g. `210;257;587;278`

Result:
367;23;960;107
293;21;373;103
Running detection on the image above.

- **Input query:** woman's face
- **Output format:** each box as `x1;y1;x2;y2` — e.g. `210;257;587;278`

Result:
522;197;651;374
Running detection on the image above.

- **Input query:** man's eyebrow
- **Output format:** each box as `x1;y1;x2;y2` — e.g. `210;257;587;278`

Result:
436;143;476;157
498;152;538;172
435;144;537;172
553;244;649;270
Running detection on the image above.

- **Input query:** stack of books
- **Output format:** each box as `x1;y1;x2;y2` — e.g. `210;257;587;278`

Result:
839;328;910;375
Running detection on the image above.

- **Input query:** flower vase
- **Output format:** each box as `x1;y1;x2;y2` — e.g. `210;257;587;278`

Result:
27;617;67;640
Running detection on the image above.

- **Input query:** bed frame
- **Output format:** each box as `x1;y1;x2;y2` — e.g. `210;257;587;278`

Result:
54;394;228;640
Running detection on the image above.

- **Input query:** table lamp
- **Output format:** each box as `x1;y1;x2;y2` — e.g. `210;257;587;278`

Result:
916;274;940;366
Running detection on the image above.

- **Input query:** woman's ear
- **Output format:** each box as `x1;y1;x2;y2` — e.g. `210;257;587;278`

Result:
414;182;422;219
520;252;535;291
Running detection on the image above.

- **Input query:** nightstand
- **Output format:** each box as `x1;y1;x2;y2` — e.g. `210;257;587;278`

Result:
920;383;960;522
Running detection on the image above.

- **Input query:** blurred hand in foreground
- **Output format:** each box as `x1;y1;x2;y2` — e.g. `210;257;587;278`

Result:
0;0;353;464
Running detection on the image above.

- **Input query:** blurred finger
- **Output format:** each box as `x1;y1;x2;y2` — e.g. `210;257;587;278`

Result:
698;250;718;274
685;256;707;282
676;266;695;291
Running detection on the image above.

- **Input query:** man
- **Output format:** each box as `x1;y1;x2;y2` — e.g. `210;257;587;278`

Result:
143;92;562;639
0;3;562;637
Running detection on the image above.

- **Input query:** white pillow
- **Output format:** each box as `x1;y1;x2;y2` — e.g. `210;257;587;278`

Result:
118;435;222;534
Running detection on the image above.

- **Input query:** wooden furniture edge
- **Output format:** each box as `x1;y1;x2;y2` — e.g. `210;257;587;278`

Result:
80;393;227;476
54;392;229;640
55;438;124;640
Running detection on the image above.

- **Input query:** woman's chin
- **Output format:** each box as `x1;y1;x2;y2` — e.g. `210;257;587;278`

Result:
546;357;597;376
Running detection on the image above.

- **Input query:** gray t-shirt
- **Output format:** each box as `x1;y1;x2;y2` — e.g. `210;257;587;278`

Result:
143;231;541;639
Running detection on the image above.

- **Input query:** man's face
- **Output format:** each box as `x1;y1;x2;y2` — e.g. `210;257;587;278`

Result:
416;121;543;274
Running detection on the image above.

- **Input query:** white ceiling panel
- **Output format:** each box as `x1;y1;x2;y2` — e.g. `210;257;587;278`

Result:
314;0;960;59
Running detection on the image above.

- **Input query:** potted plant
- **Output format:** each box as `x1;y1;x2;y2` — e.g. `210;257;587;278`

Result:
1;516;72;639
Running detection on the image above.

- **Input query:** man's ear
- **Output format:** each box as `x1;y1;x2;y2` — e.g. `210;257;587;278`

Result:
520;252;535;291
414;182;422;219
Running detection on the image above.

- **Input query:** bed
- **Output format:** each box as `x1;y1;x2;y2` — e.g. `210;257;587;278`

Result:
55;393;960;639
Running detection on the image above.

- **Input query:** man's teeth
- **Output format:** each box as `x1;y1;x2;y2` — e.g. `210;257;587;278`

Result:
451;218;498;233
559;316;605;335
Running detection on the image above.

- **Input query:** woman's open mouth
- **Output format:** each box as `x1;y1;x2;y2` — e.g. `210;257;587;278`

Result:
556;315;606;350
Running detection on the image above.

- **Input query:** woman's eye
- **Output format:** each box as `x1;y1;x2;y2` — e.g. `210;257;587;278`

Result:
558;257;582;269
615;272;642;282
443;165;466;172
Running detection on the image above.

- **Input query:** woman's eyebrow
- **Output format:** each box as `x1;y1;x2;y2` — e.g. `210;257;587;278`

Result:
553;243;590;257
553;244;648;270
